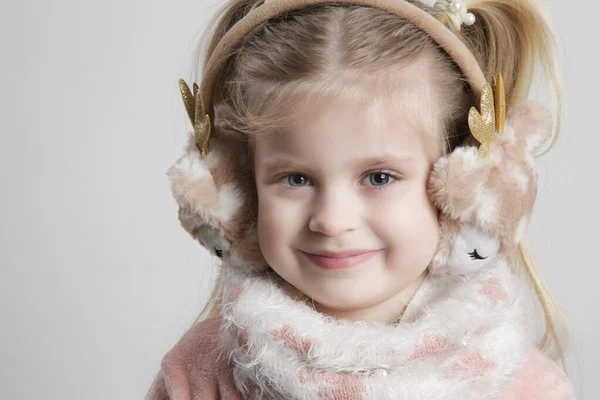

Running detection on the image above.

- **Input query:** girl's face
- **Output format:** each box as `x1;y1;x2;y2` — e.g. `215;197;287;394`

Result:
253;79;441;323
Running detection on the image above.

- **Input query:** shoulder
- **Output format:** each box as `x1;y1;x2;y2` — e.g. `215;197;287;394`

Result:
163;316;225;371
498;346;576;400
148;317;241;400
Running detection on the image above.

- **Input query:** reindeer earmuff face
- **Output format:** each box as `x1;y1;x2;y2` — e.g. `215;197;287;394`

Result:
197;224;231;259
427;75;553;276
169;80;268;271
446;225;501;275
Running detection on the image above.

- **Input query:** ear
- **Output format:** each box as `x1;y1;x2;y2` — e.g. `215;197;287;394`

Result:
506;101;554;157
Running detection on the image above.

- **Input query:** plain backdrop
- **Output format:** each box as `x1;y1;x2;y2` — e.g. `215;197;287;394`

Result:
1;0;597;398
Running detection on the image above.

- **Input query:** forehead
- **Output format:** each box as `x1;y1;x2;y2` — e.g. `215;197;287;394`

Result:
254;78;442;164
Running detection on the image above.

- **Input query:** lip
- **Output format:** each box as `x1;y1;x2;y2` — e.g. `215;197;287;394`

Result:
300;249;381;270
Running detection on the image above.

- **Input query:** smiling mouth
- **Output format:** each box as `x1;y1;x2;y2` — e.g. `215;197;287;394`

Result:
299;250;381;270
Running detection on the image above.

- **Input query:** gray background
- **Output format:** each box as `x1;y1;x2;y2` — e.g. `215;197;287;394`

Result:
1;0;596;398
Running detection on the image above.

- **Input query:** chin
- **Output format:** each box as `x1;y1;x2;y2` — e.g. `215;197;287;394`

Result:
310;289;386;313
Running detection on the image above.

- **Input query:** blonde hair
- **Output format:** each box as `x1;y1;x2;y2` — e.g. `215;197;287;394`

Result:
147;1;568;395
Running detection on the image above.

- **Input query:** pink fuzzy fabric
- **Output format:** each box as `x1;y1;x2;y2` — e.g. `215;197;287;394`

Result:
148;317;575;400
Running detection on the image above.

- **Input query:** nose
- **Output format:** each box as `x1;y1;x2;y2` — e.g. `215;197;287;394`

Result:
308;189;361;236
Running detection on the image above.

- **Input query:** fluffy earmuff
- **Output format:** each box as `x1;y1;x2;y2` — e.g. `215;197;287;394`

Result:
167;99;268;271
427;101;553;275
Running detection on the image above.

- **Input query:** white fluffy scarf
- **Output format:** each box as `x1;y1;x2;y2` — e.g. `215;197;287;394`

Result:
219;260;534;400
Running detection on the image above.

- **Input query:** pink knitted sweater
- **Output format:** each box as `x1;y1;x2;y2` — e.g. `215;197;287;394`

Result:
148;317;575;400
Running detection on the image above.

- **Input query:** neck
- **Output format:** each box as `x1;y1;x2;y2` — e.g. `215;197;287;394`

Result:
310;268;429;324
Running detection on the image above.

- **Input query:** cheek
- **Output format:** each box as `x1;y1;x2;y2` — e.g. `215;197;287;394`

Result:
372;185;439;264
257;196;280;254
256;188;303;256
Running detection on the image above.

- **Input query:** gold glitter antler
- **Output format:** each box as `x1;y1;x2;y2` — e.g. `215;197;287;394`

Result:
468;74;505;159
179;78;211;158
492;74;506;134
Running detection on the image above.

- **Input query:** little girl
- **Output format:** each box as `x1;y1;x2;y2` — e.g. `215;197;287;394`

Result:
148;0;575;398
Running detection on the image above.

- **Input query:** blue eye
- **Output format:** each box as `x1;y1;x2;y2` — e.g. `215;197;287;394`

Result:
366;172;392;186
287;174;310;187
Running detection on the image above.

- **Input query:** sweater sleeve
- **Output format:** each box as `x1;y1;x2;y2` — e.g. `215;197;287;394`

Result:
147;317;242;400
497;346;576;400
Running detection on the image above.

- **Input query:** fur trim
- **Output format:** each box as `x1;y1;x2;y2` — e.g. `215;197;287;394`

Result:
219;260;533;399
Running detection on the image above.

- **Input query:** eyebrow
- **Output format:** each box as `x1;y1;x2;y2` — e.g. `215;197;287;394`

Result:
259;154;417;173
356;155;417;168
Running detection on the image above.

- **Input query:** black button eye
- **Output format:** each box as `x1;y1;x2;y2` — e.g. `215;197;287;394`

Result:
468;249;488;260
214;247;223;258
